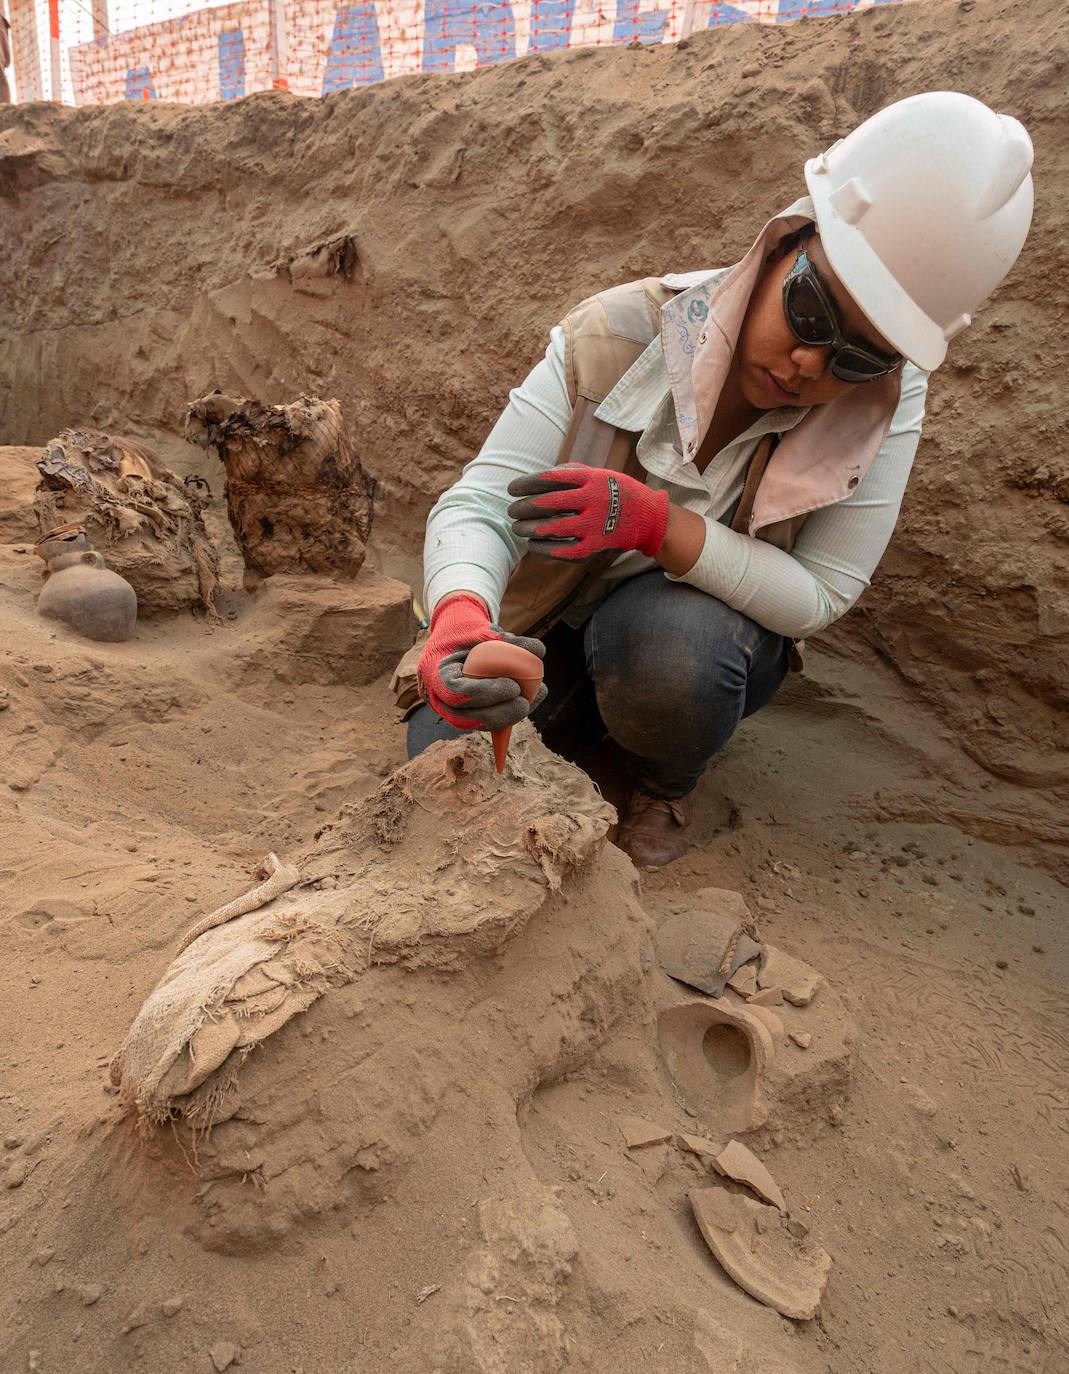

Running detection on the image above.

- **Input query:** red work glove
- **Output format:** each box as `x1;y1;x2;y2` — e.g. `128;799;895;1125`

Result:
416;592;548;732
506;464;670;561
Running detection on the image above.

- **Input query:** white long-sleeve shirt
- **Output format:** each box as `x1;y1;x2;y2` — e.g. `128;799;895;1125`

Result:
424;323;928;640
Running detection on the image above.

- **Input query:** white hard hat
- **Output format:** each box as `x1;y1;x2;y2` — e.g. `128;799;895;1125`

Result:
805;92;1034;371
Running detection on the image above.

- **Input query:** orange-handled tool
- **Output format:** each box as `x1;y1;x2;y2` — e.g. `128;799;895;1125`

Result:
463;640;545;774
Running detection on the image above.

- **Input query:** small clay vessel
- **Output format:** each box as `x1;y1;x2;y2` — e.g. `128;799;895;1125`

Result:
34;524;138;642
463;640;544;774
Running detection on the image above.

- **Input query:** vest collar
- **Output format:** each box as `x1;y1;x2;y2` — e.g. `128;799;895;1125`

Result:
658;195;904;533
593;334;667;433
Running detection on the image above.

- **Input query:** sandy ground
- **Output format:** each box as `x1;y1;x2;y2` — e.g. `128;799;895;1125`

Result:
1;0;1068;1368
1;470;1066;1371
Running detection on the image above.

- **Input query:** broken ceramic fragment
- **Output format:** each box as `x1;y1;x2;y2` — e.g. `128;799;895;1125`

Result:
689;1188;831;1320
651;892;852;1151
727;964;758;997
758;947;823;1007
789;1031;812;1050
743;1003;784;1043
656;890;762;999
748;986;784;1008
618;1115;673;1150
634;1143;671;1183
657;998;774;1134
712;1139;786;1211
676;1132;721;1160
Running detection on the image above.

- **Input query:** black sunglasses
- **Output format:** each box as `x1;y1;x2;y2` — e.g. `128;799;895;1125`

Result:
783;243;902;383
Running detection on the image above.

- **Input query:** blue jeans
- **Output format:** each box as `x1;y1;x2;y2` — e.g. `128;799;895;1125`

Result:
406;570;790;799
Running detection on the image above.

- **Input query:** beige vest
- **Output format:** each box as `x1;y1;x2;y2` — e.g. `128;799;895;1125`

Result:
497;275;807;639
391;275;810;715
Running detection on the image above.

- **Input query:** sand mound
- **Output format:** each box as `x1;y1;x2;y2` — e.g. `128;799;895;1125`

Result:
0;447;41;542
112;725;615;1129
1;461;1066;1369
1;0;1066;838
2;3;1068;1371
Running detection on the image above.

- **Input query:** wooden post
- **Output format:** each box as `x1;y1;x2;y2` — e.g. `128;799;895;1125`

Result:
47;0;61;101
268;0;289;89
8;0;42;101
0;1;10;104
91;0;108;42
680;0;711;41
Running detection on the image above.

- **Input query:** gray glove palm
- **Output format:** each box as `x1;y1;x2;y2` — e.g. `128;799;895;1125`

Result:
436;627;548;730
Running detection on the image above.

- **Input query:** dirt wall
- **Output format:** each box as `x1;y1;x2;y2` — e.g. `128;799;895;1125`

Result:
0;0;1066;810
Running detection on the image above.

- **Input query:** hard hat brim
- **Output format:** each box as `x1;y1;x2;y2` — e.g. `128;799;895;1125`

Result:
805;158;948;373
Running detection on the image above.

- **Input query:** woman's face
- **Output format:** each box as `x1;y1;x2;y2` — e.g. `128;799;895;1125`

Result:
735;232;898;410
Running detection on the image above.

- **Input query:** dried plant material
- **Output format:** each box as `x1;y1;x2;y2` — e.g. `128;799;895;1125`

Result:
33;428;219;617
185;393;372;582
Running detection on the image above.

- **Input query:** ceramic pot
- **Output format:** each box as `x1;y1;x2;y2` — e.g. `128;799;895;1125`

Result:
34;524;138;642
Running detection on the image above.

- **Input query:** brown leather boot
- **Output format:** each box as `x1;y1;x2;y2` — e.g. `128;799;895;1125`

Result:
615;788;694;869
